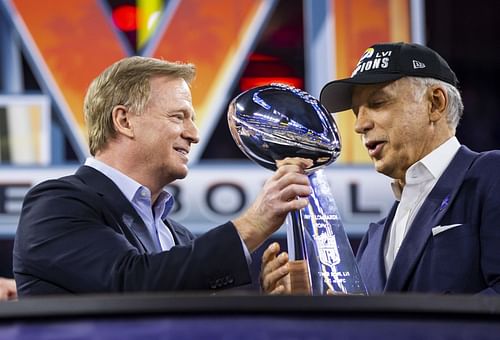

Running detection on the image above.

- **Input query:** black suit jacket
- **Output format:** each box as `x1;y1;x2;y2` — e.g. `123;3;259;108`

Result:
14;166;251;296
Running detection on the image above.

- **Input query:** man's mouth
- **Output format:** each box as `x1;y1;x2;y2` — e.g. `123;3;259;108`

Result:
174;147;189;156
364;140;385;158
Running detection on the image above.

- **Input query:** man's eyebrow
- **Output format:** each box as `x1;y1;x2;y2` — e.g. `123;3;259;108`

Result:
170;105;196;120
368;87;395;102
368;87;386;98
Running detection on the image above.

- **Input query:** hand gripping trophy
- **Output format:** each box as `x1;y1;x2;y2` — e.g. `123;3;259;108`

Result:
227;83;367;295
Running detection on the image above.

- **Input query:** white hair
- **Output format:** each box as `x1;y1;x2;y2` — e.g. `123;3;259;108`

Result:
407;76;464;131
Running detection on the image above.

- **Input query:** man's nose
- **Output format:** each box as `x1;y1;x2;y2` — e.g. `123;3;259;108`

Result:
353;107;374;134
184;118;200;144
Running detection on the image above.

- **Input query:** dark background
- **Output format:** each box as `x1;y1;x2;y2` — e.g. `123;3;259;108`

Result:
427;0;500;151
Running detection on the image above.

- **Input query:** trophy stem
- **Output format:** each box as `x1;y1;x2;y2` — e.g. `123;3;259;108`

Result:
291;210;306;260
288;210;313;294
303;170;368;295
285;170;368;295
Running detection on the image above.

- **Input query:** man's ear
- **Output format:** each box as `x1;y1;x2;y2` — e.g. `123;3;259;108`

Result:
428;86;447;123
112;105;134;138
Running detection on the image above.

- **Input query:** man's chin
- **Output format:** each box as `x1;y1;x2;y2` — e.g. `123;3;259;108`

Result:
175;167;189;180
164;168;189;184
373;161;388;176
374;164;400;180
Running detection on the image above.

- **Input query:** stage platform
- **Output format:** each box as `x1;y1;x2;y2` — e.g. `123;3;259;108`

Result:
1;293;500;339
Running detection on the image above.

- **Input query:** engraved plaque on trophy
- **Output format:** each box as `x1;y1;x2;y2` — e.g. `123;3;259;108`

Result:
227;83;367;295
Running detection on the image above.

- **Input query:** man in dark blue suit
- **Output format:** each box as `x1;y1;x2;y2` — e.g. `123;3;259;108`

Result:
14;56;313;296
261;42;500;294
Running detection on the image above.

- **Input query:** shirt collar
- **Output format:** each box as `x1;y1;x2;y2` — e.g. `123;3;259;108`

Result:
391;136;461;199
418;136;461;180
156;190;175;219
84;157;175;215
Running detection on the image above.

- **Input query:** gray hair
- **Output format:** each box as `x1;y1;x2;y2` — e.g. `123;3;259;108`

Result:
407;76;464;132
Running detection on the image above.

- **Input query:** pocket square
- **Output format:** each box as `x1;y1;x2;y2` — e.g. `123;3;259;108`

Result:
432;224;462;236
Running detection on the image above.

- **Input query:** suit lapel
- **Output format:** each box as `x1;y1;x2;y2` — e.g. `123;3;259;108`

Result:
75;166;161;253
122;213;161;253
385;146;478;291
164;218;191;246
359;202;398;293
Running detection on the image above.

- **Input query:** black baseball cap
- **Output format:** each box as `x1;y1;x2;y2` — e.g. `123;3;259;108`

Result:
320;42;458;113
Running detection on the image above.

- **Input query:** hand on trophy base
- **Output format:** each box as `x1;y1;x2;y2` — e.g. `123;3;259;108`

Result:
260;242;291;294
260;242;311;295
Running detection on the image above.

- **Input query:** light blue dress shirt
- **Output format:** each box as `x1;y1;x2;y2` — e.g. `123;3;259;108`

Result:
84;158;251;263
85;158;175;251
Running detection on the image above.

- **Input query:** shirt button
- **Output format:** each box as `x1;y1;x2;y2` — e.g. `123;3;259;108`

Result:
141;190;148;197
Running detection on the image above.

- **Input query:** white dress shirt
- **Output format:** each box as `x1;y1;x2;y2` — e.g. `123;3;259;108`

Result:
384;137;461;275
85;158;176;251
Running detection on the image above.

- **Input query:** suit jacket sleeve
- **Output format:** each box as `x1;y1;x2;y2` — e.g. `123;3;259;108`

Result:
475;153;500;294
14;177;251;295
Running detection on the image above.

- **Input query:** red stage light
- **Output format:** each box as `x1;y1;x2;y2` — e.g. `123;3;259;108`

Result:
112;5;137;32
240;77;303;92
239;53;304;91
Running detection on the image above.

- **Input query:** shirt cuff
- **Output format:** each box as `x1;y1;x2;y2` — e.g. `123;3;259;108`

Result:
240;238;252;265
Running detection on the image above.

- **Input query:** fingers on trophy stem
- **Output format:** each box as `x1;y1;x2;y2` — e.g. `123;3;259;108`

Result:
234;158;312;256
270;284;286;295
276;157;314;170
261;242;280;268
260;242;291;294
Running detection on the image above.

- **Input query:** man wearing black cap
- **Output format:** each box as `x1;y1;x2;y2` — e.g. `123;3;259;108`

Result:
261;42;500;295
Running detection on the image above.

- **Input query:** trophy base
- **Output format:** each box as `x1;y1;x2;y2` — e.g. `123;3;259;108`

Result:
289;260;312;295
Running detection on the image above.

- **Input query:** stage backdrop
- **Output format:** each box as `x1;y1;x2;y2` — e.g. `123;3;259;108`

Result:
0;0;419;237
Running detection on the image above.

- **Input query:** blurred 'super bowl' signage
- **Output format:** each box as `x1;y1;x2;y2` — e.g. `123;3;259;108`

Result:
0;164;392;236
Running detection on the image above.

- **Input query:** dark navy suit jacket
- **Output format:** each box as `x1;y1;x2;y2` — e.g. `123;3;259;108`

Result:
357;146;500;294
14;166;251;296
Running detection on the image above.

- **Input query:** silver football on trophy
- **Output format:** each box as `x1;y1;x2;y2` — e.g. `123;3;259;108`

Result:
227;83;341;171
